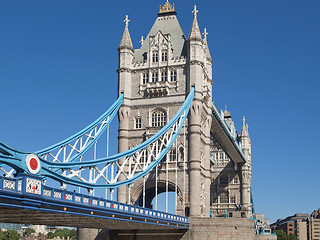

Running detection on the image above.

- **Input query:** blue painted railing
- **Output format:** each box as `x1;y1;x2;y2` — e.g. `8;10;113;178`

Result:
0;174;188;226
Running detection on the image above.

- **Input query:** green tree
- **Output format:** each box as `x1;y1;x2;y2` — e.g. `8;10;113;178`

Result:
69;229;76;240
53;228;77;240
47;231;54;239
288;234;297;240
2;229;20;240
0;229;5;240
23;227;35;237
275;229;287;240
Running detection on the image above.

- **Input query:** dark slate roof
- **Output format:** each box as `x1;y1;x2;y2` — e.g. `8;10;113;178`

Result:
134;14;186;62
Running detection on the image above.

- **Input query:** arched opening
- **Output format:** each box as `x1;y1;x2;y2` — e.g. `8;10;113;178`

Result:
133;180;183;215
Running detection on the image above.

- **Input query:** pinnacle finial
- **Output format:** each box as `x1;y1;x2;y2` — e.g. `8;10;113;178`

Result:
139;36;144;46
242;116;246;125
203;28;208;40
159;0;175;14
192;5;199;18
124;15;130;28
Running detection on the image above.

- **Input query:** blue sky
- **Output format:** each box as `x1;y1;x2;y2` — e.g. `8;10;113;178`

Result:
0;0;319;223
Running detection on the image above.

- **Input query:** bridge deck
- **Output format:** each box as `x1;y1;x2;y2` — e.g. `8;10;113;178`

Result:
0;175;188;230
211;102;246;164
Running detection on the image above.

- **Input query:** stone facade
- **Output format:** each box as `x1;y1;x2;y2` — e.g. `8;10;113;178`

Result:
76;3;276;239
117;0;252;219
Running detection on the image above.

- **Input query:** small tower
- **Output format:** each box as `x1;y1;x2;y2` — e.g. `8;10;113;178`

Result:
117;15;134;203
240;117;252;218
187;5;213;217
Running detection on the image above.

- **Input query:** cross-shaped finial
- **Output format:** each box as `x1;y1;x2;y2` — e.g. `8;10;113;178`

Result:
124;15;130;27
139;36;144;46
242;116;246;126
192;5;199;17
203;28;208;39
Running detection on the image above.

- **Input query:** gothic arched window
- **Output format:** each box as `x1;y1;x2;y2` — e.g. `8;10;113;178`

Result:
169;149;176;161
170;70;177;81
179;147;184;162
233;175;239;184
152;52;158;63
161;71;167;82
152;72;158;82
161;51;167;61
142;73;149;84
135;117;142;129
151;109;167;127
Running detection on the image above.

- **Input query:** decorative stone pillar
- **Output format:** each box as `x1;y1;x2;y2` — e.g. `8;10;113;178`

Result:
117;105;129;203
188;100;202;217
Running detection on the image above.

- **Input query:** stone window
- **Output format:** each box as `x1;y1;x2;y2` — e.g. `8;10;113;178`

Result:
219;175;228;185
152;52;158;63
135;117;142;129
151;109;167;127
161;51;167;61
220;192;228;204
170;70;177;81
230;196;236;204
142;73;149;84
152;72;158;82
161;71;167;82
179;147;184;161
169;149;177;162
233;175;239;184
219;152;224;160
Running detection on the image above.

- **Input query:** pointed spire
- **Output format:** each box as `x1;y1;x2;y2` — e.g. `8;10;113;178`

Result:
188;5;202;41
202;28;208;40
119;15;134;50
202;28;212;60
241;116;249;137
139;36;144;47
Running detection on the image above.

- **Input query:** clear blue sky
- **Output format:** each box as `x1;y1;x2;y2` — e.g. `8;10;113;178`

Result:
0;0;319;223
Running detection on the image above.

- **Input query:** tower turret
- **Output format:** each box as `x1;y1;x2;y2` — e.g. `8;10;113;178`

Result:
187;5;213;217
117;15;134;203
118;15;134;98
240;116;252;218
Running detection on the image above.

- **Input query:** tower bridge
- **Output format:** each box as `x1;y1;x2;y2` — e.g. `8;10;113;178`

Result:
0;1;276;240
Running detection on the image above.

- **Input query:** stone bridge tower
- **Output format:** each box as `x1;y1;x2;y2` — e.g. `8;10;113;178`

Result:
117;1;251;219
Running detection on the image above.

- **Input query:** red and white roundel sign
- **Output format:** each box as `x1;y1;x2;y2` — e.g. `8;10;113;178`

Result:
25;154;41;174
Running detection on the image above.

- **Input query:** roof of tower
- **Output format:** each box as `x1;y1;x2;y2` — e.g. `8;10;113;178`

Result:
224;105;231;118
133;1;186;62
188;5;202;41
119;15;134;50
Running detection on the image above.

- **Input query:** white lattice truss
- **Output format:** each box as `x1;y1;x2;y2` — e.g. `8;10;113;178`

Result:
40;116;110;164
56;111;187;188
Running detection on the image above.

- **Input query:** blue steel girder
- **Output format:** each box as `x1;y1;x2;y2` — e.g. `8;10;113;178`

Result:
0;88;195;189
0;93;123;177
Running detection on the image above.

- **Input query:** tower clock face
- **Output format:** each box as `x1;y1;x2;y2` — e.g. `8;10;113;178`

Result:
26;178;41;195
